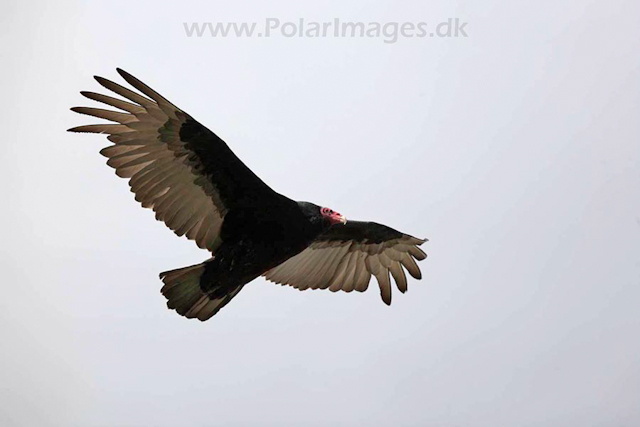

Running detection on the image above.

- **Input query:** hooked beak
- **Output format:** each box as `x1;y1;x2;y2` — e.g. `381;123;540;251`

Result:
322;207;347;226
328;212;347;226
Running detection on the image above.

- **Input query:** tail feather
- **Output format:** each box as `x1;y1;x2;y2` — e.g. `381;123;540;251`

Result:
159;261;242;321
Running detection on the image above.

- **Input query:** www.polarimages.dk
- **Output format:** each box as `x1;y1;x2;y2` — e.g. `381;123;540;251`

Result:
183;18;469;43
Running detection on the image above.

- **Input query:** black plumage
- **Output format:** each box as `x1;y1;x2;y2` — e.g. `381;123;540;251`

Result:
69;69;427;321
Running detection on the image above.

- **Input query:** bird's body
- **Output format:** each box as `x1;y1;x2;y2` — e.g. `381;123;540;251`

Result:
69;69;427;321
197;202;325;297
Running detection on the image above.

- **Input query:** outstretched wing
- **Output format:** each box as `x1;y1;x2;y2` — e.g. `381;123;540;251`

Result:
69;68;280;252
263;221;427;305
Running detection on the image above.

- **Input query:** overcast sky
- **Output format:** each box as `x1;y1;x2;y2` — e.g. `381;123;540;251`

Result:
2;0;639;426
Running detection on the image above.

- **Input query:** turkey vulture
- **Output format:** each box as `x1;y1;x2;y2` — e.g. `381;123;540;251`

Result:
68;69;427;321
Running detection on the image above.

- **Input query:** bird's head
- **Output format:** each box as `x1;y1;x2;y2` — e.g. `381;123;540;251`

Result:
320;206;347;226
298;202;347;230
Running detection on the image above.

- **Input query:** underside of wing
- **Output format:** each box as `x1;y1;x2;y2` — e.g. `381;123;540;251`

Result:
69;69;279;252
263;221;427;305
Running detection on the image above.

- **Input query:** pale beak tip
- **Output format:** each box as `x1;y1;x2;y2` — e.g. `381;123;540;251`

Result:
341;216;347;225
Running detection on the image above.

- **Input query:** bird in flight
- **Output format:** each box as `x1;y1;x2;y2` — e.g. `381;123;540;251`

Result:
69;69;427;321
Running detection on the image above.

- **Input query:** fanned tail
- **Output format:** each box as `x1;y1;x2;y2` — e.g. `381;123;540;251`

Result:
159;261;242;321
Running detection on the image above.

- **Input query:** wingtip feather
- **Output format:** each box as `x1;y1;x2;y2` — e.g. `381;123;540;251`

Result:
67;126;88;133
116;67;129;79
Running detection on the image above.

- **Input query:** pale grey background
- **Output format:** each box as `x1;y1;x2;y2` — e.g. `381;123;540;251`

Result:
1;0;639;426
